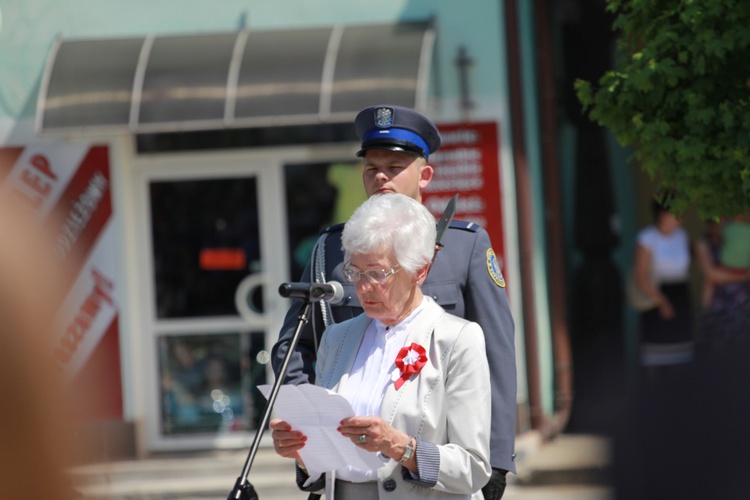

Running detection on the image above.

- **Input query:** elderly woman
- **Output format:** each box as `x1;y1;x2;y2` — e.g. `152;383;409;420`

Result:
270;193;492;499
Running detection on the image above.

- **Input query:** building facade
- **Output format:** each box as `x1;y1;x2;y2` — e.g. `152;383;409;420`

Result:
1;0;638;459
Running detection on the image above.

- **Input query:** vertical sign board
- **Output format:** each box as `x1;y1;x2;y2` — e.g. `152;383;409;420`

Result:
423;122;507;273
0;143;122;419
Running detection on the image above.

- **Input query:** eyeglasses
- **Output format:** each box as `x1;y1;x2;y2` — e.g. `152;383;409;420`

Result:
342;265;402;285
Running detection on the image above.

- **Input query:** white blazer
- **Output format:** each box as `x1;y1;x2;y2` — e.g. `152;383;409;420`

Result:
315;298;492;499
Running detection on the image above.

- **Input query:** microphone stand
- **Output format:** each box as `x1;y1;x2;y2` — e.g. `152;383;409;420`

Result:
227;299;313;500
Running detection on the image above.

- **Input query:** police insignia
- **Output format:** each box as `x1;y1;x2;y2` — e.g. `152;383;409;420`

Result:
375;107;394;128
486;248;506;287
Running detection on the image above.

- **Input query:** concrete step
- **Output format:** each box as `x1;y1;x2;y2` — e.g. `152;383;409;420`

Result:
502;433;613;500
70;433;613;499
504;484;613;500
512;433;612;487
70;447;307;500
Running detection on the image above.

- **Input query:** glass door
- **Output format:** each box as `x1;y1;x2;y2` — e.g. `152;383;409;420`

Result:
133;151;288;451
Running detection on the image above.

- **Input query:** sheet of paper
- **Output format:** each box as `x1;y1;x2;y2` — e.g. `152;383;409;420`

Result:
258;384;383;476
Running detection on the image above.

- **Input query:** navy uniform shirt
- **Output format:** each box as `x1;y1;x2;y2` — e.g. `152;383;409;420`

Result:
271;220;517;473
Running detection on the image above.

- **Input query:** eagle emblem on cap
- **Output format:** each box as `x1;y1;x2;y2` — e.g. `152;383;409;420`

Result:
375;107;394;128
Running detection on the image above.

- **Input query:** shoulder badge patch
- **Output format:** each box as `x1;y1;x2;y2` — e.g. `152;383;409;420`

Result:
486;248;506;288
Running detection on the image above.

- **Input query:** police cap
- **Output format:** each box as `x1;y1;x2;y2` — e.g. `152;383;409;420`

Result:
355;104;442;158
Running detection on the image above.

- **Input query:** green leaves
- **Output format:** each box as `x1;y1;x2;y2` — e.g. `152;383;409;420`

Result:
576;0;750;218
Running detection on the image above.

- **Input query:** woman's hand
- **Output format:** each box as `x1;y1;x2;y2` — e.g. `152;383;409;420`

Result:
658;298;675;319
338;416;414;468
270;419;307;464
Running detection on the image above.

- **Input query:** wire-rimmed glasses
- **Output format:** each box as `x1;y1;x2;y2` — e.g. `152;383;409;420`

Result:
342;264;402;285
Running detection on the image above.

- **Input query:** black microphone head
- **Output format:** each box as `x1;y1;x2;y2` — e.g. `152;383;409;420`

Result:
278;282;293;298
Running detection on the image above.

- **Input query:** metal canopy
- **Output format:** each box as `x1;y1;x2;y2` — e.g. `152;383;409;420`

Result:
37;21;435;136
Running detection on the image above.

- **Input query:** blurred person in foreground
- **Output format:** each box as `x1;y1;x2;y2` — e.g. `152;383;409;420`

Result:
272;104;516;499
270;193;491;499
0;195;78;498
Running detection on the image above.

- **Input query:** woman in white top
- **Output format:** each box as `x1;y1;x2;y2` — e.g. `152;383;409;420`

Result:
632;196;693;367
270;193;492;499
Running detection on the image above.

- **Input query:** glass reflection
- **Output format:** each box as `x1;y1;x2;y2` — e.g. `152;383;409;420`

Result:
159;332;267;435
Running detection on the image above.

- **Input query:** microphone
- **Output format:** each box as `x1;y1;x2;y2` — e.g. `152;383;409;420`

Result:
278;281;345;304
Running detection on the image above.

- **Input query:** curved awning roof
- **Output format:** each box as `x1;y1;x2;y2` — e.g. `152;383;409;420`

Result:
36;21;435;136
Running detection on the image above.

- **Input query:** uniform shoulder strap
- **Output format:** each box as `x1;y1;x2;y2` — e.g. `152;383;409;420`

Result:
449;220;480;233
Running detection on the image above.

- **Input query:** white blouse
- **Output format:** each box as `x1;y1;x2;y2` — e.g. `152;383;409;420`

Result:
336;296;429;482
637;225;691;283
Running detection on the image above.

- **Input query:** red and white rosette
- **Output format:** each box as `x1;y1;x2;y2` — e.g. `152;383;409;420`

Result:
393;343;428;390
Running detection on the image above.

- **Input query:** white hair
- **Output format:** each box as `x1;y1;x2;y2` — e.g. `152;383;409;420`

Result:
342;193;436;273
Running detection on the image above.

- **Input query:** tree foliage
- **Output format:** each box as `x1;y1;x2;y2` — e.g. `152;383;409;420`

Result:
576;0;750;218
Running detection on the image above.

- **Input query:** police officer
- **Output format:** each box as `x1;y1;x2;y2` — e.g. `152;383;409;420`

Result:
271;104;516;499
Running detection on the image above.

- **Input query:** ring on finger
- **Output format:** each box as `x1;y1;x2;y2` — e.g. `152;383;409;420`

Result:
358;434;367;444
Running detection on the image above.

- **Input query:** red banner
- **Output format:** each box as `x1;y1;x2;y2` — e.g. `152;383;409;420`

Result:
424;122;507;269
0;143;122;420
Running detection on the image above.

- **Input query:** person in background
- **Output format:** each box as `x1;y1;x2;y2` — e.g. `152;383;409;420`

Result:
631;194;693;372
695;218;750;356
614;203;750;500
270;193;491;499
717;211;750;274
271;104;516;499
